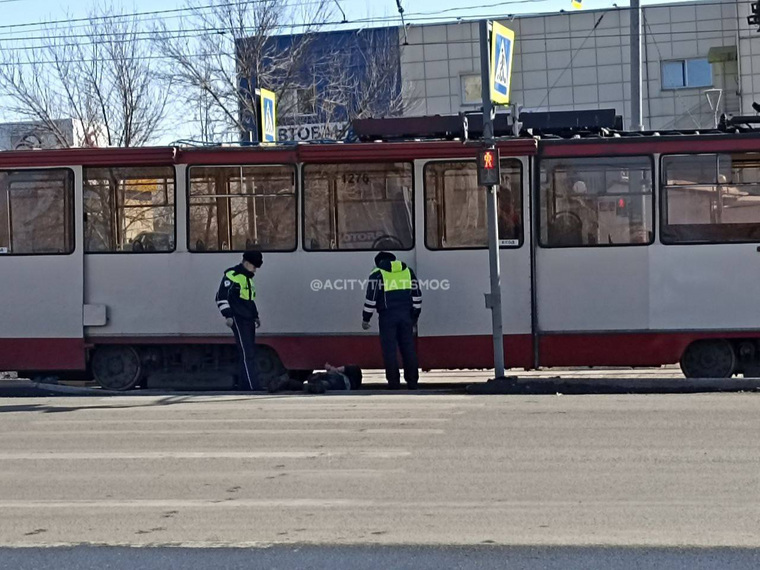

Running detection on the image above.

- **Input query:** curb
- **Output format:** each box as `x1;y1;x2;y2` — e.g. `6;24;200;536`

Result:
30;382;124;396
23;378;760;397
466;377;760;395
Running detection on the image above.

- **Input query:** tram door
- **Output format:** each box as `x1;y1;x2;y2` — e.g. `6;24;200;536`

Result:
414;157;534;370
0;167;86;371
534;154;655;365
652;152;760;332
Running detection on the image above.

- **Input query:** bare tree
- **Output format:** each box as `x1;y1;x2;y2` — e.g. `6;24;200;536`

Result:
155;0;332;141
0;5;169;148
316;27;407;139
156;0;407;142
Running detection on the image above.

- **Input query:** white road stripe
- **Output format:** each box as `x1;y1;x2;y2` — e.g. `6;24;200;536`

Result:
0;468;405;478
13;429;444;436
39;403;478;411
0;451;412;460
0;499;744;509
34;418;451;425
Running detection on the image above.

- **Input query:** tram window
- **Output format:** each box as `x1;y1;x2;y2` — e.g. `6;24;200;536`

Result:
303;162;413;251
188;166;296;252
84;166;175;253
539;156;654;247
0;169;74;255
662;153;760;244
424;160;522;249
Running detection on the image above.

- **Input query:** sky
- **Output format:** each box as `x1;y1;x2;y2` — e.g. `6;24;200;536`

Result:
0;0;692;32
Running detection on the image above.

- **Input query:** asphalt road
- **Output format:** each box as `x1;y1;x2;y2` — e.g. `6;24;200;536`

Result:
0;387;759;566
2;545;760;570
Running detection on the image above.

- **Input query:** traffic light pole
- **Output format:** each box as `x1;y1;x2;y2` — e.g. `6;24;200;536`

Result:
479;19;505;379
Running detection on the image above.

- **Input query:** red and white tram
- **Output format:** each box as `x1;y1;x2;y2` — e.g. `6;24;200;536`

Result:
1;131;759;389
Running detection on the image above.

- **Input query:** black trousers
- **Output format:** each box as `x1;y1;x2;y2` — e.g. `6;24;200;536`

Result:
231;316;260;391
378;309;419;387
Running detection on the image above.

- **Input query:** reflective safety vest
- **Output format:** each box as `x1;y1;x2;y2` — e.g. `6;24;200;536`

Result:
225;269;256;300
373;261;412;292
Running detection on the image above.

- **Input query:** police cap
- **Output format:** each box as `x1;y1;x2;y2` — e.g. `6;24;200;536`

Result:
243;250;263;267
374;251;396;266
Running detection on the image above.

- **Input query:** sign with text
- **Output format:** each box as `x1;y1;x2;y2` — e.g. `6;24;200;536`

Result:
278;122;349;142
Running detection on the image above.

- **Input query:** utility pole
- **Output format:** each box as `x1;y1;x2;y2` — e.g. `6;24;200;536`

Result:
479;19;505;379
630;0;644;131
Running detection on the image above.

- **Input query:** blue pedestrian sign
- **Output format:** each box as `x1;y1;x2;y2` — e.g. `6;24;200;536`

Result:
259;88;277;143
490;22;515;105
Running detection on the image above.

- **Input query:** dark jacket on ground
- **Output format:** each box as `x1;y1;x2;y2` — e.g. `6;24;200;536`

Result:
216;264;259;321
362;259;421;323
307;365;363;392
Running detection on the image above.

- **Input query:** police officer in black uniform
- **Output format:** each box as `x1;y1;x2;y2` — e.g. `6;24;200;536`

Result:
216;251;263;391
362;251;422;390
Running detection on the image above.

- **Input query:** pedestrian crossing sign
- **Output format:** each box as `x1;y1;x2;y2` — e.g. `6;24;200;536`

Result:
490;22;515;105
260;88;277;143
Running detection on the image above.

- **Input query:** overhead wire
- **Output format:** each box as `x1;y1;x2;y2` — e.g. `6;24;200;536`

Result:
0;25;744;62
0;0;749;38
396;0;408;45
0;0;328;34
536;12;606;109
0;0;746;66
0;7;746;51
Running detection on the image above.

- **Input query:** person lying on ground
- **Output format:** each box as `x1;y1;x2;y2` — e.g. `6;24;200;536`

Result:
303;363;363;394
264;364;363;394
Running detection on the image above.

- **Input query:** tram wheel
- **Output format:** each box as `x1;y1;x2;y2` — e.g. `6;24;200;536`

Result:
680;339;736;379
91;346;143;391
255;345;286;383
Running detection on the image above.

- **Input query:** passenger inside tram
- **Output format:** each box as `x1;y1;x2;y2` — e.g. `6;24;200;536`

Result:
497;176;521;241
544;162;653;246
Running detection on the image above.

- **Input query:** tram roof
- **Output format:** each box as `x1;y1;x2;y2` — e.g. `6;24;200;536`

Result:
2;125;760;169
0;138;542;169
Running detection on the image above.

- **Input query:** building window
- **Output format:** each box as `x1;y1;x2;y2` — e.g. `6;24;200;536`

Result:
539;156;653;247
0;169;74;255
303;162;413;251
282;86;317;117
84;166;175;253
425;160;522;249
662;154;760;244
188;165;296;252
661;58;712;90
461;74;482;105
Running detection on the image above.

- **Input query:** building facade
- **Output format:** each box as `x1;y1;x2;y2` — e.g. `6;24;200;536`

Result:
401;0;757;131
238;0;760;137
0;119;95;150
237;28;402;142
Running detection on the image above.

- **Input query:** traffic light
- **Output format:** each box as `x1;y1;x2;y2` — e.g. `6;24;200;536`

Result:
477;148;501;186
748;3;760;31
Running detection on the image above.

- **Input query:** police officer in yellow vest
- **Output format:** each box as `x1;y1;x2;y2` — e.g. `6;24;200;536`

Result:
362;251;422;389
216;251;262;391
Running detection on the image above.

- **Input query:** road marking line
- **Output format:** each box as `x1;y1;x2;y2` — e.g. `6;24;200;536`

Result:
0;499;750;509
12;429;445;436
33;418;451;425
0;451;412;460
0;468;405;478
